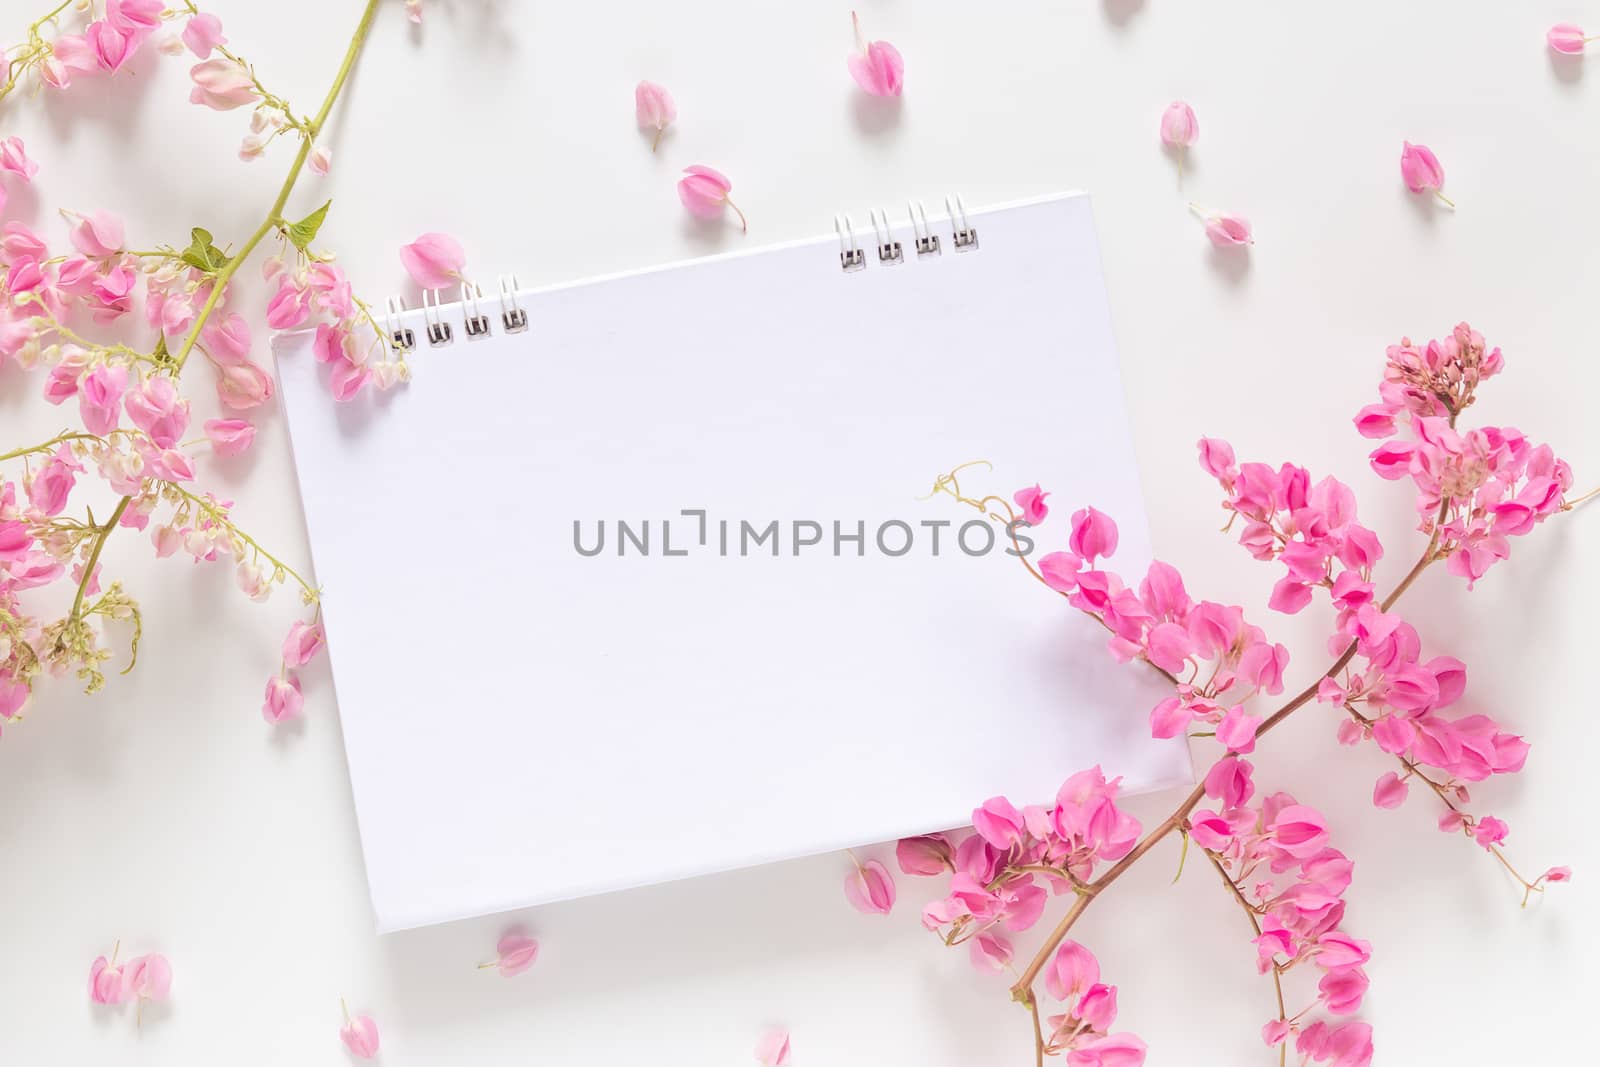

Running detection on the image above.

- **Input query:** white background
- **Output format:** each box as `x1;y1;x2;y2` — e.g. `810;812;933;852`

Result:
1;1;1596;1064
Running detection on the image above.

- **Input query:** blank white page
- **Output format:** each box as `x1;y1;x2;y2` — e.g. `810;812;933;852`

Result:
273;192;1190;932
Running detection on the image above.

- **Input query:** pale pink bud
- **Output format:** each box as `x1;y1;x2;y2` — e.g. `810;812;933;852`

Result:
634;80;676;151
847;11;904;97
1547;24;1590;56
308;143;332;176
203;417;256;458
263;674;303;724
123;375;190;449
843;857;895;915
238;134;266;161
1537;865;1572;885
200;312;252;366
188;57;259;111
678;165;747;232
1159;101;1198;147
236;560;271;601
1400;142;1452;206
399;232;466;290
1371;771;1409;810
157;32;186;57
1073;983;1118;1032
754;1027;792;1067
1438;810;1465;833
151;524;182;558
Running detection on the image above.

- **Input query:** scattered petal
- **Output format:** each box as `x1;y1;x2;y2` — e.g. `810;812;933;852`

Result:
635;80;676;151
754;1027;792;1066
843;856;895;915
1400;141;1453;207
678;165;747;232
399;232;466;290
848;11;904;97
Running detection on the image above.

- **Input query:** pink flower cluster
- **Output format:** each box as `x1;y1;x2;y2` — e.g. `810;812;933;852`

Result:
39;0;168;90
907;767;1140;964
1358;323;1571;587
268;255;402;401
1035;507;1289;754
1192;773;1372;1060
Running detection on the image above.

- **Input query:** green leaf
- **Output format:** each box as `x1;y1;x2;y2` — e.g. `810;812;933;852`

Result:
285;200;331;252
179;227;230;274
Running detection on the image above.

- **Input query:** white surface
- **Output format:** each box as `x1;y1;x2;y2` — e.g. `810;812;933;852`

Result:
273;193;1186;931
0;1;1595;1064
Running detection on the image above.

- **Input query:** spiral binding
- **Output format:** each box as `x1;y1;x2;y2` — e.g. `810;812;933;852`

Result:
834;194;978;273
378;198;984;354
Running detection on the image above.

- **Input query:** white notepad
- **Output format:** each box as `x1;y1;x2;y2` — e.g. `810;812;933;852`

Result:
273;192;1190;932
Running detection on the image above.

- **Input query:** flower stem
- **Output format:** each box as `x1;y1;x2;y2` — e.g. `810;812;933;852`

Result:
63;0;382;622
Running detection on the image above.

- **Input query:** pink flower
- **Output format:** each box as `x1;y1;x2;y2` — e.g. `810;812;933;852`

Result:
89;952;127;1004
0;677;30;719
28;446;80;516
844;856;896;915
1038;550;1082;593
45;34;99;87
972;795;1026;850
309;144;332;176
188;58;260;111
339;1006;380;1059
79;364;128;436
400;232;466;290
1068;506;1118;562
1472;815;1508;849
203;418;256;458
1400;142;1453;207
1160;101;1198;147
107;0;164;34
330;358;371;402
1074;982;1119;1032
635;80;676;151
1268;804;1330;858
1203;756;1255;809
483;930;539;977
87;21;134;73
262;674;303;723
848;11;904;97
754;1027;792;1066
124;375;190;449
266;277;311;329
1191;205;1253;247
1044;939;1100;1000
895;834;952;875
216;361;274;411
69;211;124;257
678;166;748;232
182;12;226;58
123;953;172;1008
968;931;1014;974
0;138;38;182
1262;1020;1291;1047
1537;865;1572;885
1196;437;1236;481
1547;24;1590;56
1013;485;1049;525
1371;771;1409;809
1065;1033;1147;1067
282;619;326;667
1216;706;1263;753
201;312;252;365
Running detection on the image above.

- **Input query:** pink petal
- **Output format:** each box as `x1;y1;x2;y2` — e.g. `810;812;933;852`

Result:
754;1027;792;1066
